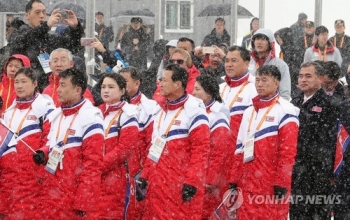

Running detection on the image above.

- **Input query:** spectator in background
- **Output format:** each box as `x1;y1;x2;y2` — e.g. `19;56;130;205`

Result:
10;0;84;92
95;11;114;49
0;54;31;115
295;21;316;62
304;25;342;67
42;48;95;106
178;37;203;70
275;27;303;98
290;12;308;42
0;18;25;72
329;19;350;77
121;17;150;71
248;29;291;100
320;61;345;104
202;17;230;47
241;17;259;50
156;39;177;80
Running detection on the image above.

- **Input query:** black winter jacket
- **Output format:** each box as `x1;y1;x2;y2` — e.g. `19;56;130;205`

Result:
201;29;230;47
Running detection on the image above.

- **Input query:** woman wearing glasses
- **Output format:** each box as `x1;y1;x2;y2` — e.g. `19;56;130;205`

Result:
192;74;233;219
153;48;200;106
1;67;54;219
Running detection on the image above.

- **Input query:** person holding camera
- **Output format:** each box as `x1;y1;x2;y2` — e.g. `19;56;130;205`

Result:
9;0;84;92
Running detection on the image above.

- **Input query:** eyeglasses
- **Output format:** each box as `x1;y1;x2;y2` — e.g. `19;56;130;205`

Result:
169;59;186;65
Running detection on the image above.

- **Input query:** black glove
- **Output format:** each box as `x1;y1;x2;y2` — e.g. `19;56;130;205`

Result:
182;184;197;202
75;210;86;216
138;178;148;190
33;150;46;165
274;185;288;200
229;183;238;191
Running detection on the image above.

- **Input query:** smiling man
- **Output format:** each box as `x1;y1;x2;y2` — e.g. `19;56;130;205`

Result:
10;0;84;92
290;61;339;219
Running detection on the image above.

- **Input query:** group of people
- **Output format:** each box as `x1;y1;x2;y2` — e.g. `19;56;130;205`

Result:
1;0;350;219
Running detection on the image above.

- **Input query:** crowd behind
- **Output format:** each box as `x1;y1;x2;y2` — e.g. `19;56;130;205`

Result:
0;0;350;219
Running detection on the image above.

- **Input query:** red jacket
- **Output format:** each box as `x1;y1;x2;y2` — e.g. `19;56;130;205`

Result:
152;65;200;106
141;94;210;219
202;101;234;219
38;99;104;219
43;74;95;107
98;101;140;219
230;95;298;219
0;54;31;114
1;94;54;219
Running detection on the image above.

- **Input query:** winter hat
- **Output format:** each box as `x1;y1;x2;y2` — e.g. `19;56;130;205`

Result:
335;19;345;27
305;21;314;28
166;39;178;47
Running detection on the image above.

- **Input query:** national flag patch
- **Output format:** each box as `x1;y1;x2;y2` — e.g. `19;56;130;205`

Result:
236;97;243;103
174;120;181;126
312;106;322;112
68;129;76;135
27;115;37;120
265;116;275;122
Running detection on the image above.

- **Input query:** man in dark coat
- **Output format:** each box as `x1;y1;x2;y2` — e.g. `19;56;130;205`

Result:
290;12;308;42
290;61;338;220
201;17;230;47
329;19;350;77
295;21;316;62
95;11;114;49
121;17;150;71
9;0;84;92
275;27;304;98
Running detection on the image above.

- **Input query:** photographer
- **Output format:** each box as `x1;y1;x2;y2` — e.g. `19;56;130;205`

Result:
10;0;84;92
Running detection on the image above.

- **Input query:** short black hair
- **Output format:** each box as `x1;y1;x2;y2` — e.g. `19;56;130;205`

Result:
15;67;38;83
227;46;251;62
119;66;142;84
315;25;329;36
323;61;341;81
300;61;324;76
131;17;142;23
95;11;104;16
178;37;195;50
98;73;130;103
165;64;188;90
25;0;43;13
215;17;225;24
59;68;87;95
195;75;222;103
256;65;281;82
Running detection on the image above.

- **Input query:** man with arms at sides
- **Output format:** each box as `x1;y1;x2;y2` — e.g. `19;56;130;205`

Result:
220;46;257;148
43;48;95;107
229;65;299;219
139;64;210;219
33;68;104;219
10;0;84;92
248;29;291;100
289;62;338;219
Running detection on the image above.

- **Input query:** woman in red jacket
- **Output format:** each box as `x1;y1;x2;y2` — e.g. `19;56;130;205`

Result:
1;67;54;219
192;74;234;219
98;73;141;219
0;54;31;115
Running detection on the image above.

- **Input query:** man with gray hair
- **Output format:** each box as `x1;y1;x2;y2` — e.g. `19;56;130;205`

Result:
42;48;95;106
290;61;338;219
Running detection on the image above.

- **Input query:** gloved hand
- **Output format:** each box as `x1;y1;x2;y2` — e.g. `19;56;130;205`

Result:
33;150;46;165
274;185;288;200
138;178;148;190
182;183;197;202
229;183;238;191
75;210;86;216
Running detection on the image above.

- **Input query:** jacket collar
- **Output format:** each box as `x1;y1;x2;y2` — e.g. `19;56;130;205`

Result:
225;71;249;87
102;101;125;117
130;90;142;105
312;41;335;54
252;93;279;112
61;98;86;116
15;93;39;110
164;93;189;111
205;99;215;113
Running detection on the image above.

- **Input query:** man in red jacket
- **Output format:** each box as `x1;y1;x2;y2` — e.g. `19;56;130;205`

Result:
43;48;95;106
34;68;104;219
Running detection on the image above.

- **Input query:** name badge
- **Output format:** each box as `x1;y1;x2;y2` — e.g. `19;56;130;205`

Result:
148;135;167;163
37;53;52;74
45;146;63;174
244;134;255;163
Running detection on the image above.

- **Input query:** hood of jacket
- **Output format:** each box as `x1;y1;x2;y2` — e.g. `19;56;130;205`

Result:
250;29;276;65
2;54;31;81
